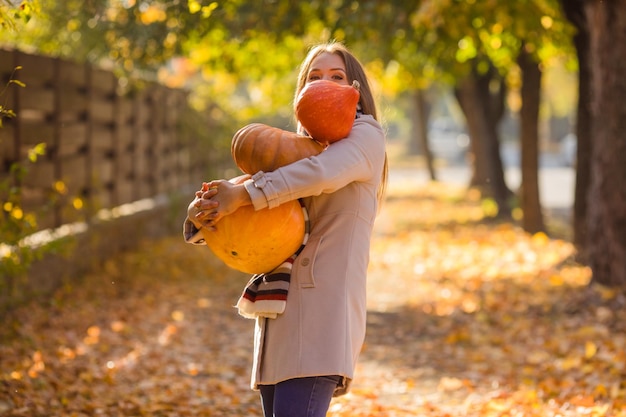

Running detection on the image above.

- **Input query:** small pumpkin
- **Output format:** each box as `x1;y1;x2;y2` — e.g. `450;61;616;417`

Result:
295;79;360;144
231;123;325;175
200;177;305;274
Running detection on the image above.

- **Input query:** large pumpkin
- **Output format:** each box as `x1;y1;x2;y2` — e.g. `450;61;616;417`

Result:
231;123;326;175
200;178;305;274
295;79;360;144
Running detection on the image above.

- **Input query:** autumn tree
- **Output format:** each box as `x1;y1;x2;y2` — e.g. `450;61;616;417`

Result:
557;0;626;287
407;1;573;225
583;1;626;287
559;0;592;261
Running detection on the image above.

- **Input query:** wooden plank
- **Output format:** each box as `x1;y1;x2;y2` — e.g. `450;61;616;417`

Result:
59;155;88;192
91;154;115;185
116;181;134;205
0;49;15;74
58;60;87;87
19;86;55;113
58;60;87;125
59;89;88;120
90;99;115;124
0;124;16;166
91;68;116;95
117;99;134;124
90;128;114;152
132;94;152;197
18;121;54;147
159;154;176;192
116;123;134;152
22;159;55;187
58;123;88;157
14;51;54;88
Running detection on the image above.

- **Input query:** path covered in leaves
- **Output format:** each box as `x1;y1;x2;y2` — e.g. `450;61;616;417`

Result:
2;177;626;416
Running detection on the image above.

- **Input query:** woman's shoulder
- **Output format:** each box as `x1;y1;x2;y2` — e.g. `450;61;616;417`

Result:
352;114;384;139
355;113;377;123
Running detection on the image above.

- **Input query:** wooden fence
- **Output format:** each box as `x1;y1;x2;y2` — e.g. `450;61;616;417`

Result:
0;49;228;232
0;49;239;303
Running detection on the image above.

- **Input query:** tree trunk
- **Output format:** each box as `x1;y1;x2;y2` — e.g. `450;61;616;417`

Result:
517;45;545;234
409;89;436;180
455;78;489;187
560;0;593;261
454;64;512;218
586;0;626;287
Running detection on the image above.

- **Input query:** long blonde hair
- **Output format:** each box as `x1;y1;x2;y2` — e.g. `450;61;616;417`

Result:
295;41;388;206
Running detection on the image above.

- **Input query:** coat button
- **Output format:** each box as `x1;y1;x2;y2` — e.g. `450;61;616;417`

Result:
300;258;310;266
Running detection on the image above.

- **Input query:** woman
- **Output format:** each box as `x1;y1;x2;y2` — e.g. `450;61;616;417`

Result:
185;41;388;417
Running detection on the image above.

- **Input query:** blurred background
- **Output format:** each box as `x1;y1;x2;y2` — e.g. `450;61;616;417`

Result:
1;0;624;295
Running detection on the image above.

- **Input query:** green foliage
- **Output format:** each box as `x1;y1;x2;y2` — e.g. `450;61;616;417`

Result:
0;65;24;127
0;65;62;308
0;0;579;136
0;0;36;30
0;142;46;270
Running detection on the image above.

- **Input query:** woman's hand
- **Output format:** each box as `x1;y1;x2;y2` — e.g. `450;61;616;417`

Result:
187;182;218;230
193;176;252;230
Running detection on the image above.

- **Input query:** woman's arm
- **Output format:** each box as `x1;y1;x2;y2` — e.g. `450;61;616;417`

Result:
194;116;384;227
244;115;386;210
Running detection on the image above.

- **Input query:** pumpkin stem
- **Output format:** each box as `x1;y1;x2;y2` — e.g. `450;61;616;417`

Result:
352;80;360;91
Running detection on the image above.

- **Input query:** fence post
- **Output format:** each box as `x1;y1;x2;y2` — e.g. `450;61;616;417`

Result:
11;50;21;179
84;62;94;222
52;57;63;227
131;89;144;201
112;79;121;207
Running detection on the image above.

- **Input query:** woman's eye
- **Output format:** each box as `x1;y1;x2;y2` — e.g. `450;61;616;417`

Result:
332;74;344;81
308;74;321;81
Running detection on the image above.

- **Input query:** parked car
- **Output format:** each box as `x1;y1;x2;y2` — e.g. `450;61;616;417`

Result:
428;118;470;163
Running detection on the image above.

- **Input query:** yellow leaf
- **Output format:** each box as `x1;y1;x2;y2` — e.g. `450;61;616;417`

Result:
558;355;582;370
87;325;101;337
171;310;185;321
110;320;125;332
595;284;617;300
438;376;465;391
593;383;608;398
585;341;598;359
549;274;565;286
569;394;595;407
531;231;549;245
526;349;551;365
188;0;201;13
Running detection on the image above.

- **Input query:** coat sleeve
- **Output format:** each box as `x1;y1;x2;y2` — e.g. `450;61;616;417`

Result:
243;115;386;210
183;218;205;244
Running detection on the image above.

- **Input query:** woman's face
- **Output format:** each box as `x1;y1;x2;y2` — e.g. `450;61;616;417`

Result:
306;52;349;86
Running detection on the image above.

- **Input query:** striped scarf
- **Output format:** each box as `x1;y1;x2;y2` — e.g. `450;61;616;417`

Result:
236;199;310;319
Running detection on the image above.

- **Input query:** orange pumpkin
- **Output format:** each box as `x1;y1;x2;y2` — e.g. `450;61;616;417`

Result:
295;79;360;144
200;177;305;274
231;123;326;175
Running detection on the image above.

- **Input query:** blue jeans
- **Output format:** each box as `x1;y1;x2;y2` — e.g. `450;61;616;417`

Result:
259;375;341;417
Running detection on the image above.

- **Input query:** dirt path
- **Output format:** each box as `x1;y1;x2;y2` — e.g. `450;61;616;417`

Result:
2;179;625;416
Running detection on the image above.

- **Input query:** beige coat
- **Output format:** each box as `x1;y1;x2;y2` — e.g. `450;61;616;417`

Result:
242;114;386;396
